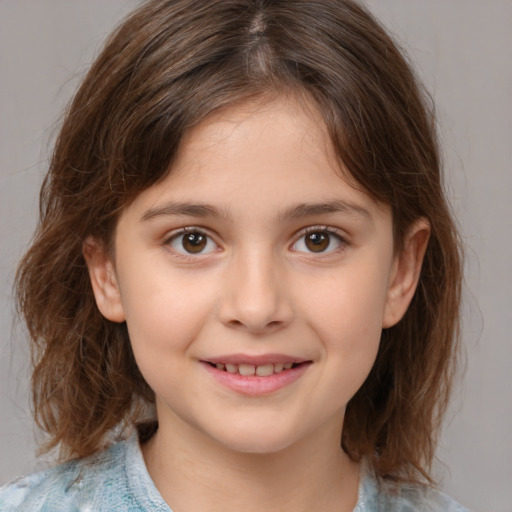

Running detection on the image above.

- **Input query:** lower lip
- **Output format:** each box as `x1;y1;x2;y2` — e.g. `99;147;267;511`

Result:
201;362;311;396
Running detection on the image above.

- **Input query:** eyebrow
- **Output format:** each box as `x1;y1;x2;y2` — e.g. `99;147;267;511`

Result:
140;199;371;223
141;202;223;222
278;200;372;221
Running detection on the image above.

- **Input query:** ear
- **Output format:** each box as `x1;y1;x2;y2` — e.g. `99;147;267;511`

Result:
83;237;126;323
382;218;430;328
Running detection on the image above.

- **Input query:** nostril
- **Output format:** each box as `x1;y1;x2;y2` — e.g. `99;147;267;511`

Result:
227;318;284;333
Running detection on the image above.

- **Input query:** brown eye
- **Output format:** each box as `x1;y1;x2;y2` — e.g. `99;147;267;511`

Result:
293;229;343;254
169;230;217;255
182;232;207;253
305;232;330;252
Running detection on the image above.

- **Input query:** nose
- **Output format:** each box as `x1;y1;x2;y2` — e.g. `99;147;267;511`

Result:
217;249;294;334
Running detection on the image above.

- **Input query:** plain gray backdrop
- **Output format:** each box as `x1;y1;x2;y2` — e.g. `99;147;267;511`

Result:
1;2;511;511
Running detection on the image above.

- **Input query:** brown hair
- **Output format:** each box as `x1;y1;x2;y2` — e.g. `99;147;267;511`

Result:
16;0;462;484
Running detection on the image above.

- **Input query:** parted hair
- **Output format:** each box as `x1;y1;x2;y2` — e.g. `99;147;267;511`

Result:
16;0;462;484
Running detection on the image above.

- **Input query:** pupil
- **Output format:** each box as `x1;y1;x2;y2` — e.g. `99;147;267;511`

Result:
183;232;206;253
306;232;329;252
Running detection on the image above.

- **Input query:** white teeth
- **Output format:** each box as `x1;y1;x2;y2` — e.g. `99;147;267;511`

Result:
256;364;274;377
225;364;237;373
213;361;299;375
238;364;256;376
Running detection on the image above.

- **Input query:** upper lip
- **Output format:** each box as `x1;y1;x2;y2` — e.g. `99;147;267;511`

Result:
202;354;310;366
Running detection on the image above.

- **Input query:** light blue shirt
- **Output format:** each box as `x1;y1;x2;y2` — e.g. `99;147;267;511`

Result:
0;433;469;511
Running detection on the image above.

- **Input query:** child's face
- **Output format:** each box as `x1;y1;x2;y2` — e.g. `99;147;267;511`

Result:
87;96;425;454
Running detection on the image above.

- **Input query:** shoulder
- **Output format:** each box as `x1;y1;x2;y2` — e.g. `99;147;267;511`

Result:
0;437;140;512
381;483;470;512
357;466;470;512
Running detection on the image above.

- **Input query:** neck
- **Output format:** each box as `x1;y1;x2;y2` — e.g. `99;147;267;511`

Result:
141;413;360;512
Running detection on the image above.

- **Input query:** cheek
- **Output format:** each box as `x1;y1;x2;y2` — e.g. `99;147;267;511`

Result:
121;274;219;408
303;265;389;334
117;265;218;367
298;264;390;372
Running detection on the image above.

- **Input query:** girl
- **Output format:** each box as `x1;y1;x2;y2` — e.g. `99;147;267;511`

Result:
1;0;468;510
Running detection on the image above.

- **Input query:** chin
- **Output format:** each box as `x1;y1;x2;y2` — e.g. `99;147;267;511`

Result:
210;423;300;456
221;438;294;456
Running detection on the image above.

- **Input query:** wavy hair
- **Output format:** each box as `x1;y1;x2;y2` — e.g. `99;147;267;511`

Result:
16;0;462;484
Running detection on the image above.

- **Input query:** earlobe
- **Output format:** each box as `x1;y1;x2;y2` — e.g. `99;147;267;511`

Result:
382;219;430;328
83;237;126;323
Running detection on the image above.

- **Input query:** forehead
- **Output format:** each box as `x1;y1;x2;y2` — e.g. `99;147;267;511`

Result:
174;95;335;177
121;95;390;225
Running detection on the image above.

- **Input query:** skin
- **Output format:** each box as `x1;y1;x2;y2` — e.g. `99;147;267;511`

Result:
85;96;429;512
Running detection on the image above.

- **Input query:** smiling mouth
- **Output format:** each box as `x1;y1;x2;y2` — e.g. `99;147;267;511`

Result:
205;361;308;377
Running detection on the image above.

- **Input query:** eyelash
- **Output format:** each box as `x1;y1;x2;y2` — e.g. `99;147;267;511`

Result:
164;227;220;259
291;226;349;255
163;225;349;259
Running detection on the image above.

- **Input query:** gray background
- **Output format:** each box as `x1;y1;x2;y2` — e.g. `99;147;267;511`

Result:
1;1;511;511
